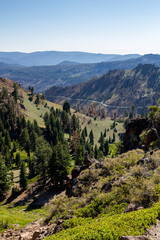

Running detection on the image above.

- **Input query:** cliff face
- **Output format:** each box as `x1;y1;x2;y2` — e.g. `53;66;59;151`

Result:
122;117;160;152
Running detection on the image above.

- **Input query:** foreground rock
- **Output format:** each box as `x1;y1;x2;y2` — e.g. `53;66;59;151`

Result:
0;219;56;240
146;219;160;240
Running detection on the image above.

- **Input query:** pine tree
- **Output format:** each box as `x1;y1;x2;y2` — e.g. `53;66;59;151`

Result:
12;84;19;103
0;157;12;200
15;152;21;168
20;128;31;156
89;130;94;145
34;137;52;180
84;126;88;137
5;151;12;168
63;100;70;113
35;94;40;105
20;161;27;189
75;145;84;165
94;144;98;159
33;120;41;136
1;87;8;99
112;132;115;143
48;143;71;185
104;140;109;156
5;130;11;148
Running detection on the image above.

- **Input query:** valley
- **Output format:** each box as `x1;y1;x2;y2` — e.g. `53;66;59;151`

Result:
0;62;160;240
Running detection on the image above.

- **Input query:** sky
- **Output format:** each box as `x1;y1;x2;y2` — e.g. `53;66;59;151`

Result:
1;0;160;54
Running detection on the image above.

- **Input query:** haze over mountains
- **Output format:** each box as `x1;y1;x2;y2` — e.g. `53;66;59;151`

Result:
1;53;160;92
0;51;140;66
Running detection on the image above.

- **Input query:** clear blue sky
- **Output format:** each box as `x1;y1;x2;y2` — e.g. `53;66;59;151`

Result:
1;0;160;54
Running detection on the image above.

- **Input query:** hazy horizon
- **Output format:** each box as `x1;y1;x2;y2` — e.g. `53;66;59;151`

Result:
1;0;160;54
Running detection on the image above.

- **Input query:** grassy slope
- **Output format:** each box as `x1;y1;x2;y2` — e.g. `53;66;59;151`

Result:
77;112;124;144
22;90;124;143
0;205;47;231
22;91;62;127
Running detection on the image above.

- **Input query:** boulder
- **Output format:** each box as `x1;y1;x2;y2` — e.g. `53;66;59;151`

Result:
122;203;138;213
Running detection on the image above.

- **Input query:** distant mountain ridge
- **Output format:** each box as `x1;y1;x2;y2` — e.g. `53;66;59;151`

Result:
1;54;160;92
0;51;140;66
45;64;160;113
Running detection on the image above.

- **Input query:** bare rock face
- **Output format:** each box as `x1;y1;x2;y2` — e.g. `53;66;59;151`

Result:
120;236;149;240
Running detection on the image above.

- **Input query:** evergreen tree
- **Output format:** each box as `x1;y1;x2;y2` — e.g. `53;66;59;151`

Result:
72;114;77;131
12;84;19;103
35;94;40;105
1;87;8;99
112;132;115;143
15;152;21;168
20;161;27;189
63;100;71;113
0;157;12;200
34;137;52;180
5;130;11;148
48;142;71;185
20;128;31;156
89;130;94;145
84;126;88;137
75;144;84;165
104;140;109;156
5;151;12;168
94;144;98;159
99;132;104;152
33;120;41;136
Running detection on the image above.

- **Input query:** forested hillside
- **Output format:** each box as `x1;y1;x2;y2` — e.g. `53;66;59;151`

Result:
46;64;160;116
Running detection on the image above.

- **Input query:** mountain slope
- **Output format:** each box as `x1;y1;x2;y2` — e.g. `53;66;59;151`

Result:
45;64;160;111
0;77;61;127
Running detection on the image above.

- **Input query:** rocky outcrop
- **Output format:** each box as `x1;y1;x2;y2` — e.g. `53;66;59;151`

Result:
71;165;87;179
146;219;160;240
0;219;55;240
123;118;151;152
66;152;100;197
84;151;97;166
